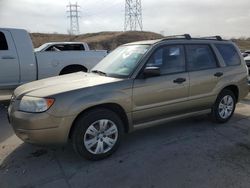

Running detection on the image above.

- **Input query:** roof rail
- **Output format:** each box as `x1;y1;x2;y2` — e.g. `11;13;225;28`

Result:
161;34;192;41
199;36;223;41
160;34;224;42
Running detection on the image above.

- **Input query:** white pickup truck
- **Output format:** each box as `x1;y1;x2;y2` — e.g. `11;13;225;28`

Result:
0;28;107;91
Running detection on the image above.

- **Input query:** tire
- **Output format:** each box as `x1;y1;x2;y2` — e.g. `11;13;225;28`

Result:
71;108;124;160
211;89;236;123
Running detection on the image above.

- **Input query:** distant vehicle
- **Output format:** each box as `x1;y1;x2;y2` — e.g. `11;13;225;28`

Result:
244;55;250;74
8;34;249;160
242;50;250;58
245;50;250;55
0;28;107;90
34;42;91;52
242;52;248;57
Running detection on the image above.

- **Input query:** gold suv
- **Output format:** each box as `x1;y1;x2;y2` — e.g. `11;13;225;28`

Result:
8;35;249;160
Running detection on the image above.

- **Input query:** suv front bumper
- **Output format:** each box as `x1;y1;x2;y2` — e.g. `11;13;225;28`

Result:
8;107;75;145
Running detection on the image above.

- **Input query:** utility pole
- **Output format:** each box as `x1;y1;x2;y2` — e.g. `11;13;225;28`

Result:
67;2;80;35
124;0;143;31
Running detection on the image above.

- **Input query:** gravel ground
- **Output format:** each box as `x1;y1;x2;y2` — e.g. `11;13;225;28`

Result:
1;95;250;188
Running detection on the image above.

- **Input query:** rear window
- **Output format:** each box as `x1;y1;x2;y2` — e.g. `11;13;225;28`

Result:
0;32;8;50
215;44;241;66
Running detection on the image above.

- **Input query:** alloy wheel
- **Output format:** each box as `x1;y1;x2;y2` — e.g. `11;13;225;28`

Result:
84;119;118;154
218;95;234;119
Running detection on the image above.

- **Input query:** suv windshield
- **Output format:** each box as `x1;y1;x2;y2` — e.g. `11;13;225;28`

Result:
91;45;150;78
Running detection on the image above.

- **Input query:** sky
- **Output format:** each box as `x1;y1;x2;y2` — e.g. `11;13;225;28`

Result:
0;0;250;37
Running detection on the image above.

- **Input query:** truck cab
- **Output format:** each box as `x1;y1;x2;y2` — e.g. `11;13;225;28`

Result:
0;28;36;90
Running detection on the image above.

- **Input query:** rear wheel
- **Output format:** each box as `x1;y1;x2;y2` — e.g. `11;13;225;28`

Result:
212;89;236;123
72;108;124;160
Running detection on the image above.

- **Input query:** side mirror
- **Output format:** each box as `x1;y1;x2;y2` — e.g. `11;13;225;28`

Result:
143;67;160;78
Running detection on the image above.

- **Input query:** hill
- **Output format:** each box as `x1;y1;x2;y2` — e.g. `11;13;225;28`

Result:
232;38;250;51
30;31;250;51
30;31;163;51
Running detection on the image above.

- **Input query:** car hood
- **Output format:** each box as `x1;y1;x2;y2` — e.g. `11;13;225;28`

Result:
14;72;122;98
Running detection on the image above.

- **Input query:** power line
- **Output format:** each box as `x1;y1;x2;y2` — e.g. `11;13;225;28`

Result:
124;0;143;31
67;2;80;35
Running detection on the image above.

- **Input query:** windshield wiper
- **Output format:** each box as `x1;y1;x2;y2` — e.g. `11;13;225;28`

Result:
91;70;107;76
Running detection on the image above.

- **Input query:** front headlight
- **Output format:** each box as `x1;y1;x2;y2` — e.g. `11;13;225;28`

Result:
19;96;55;113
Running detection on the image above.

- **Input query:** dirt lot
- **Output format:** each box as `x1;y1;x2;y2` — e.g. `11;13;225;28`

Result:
1;95;250;188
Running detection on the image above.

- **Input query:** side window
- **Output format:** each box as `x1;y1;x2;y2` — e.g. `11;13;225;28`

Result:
215;44;241;66
186;45;217;71
68;44;85;51
147;45;185;75
80;44;85;51
0;32;8;50
46;44;85;51
46;45;61;51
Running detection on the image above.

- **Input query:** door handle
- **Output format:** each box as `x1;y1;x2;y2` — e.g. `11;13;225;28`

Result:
214;72;223;77
1;56;16;60
173;78;186;84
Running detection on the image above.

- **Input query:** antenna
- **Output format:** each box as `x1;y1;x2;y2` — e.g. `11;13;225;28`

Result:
67;2;80;35
124;0;143;31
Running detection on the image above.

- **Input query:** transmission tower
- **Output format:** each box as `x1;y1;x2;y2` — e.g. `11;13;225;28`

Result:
67;2;80;35
124;0;143;31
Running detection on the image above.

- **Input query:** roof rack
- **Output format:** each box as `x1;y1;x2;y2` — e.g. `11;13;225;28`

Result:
161;34;192;41
199;36;223;41
160;34;224;42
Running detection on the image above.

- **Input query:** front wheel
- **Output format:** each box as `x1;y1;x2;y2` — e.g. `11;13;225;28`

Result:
212;89;236;123
72;108;124;160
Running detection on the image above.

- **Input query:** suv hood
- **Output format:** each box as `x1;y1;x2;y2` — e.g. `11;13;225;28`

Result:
14;72;122;98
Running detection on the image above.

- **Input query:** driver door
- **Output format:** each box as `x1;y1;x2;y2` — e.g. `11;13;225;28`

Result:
132;45;190;126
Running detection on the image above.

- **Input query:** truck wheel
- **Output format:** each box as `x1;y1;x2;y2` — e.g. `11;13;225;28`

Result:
72;108;124;160
212;89;236;123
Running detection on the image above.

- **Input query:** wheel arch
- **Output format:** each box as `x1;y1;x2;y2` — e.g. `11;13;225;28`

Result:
68;103;130;140
59;64;88;75
220;85;239;102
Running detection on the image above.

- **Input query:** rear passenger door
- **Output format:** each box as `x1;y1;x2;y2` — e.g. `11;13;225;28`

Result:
0;30;19;89
186;44;222;111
